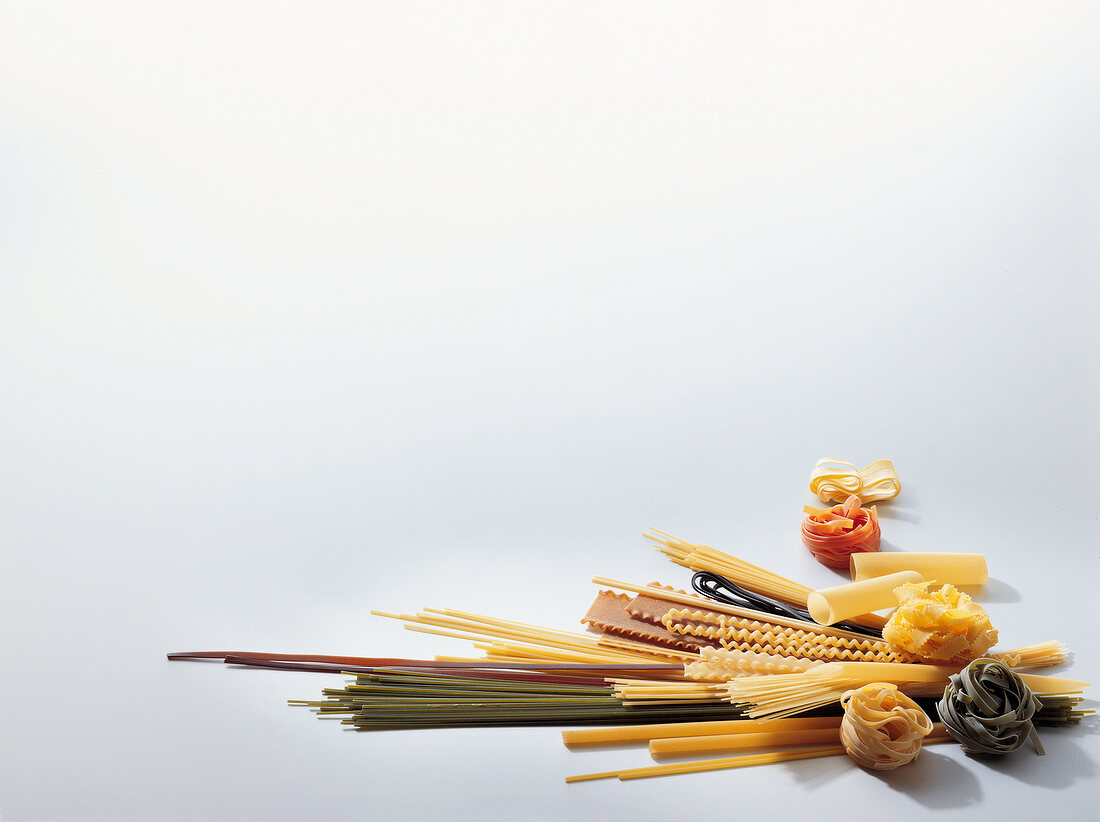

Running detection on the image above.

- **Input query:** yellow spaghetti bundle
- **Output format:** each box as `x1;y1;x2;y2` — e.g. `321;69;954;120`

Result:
988;641;1067;670
647;531;815;608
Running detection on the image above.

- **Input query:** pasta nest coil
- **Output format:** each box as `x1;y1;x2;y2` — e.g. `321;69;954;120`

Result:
937;658;1044;756
800;495;881;569
840;683;933;770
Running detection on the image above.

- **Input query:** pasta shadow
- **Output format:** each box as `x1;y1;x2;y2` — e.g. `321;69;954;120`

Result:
967;734;1097;789
962;577;1021;604
867;750;983;809
875;538;904;554
873;507;921;524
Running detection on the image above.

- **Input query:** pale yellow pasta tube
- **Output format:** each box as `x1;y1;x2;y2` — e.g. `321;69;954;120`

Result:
850;552;988;585
807;571;923;626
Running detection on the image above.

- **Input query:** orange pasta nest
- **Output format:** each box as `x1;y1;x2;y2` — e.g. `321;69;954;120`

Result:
801;495;880;569
882;581;998;663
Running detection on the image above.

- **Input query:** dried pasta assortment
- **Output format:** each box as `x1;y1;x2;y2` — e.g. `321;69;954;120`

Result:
168;454;1092;786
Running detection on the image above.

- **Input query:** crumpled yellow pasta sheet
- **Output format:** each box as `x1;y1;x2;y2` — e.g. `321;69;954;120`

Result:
810;458;900;503
883;582;998;663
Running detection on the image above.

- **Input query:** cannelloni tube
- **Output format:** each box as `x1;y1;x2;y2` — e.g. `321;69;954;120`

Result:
850;552;988;585
807;571;923;626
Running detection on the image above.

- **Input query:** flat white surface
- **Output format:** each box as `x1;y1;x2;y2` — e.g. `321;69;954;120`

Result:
2;2;1098;820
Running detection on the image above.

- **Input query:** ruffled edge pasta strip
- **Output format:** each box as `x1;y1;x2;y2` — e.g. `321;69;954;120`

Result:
581;590;715;652
683;647;826;681
663;608;923;664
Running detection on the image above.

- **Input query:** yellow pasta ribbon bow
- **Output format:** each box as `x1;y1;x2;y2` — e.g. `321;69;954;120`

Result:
810;458;900;504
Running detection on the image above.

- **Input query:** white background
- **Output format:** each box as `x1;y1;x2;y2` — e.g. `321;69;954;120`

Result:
2;2;1098;820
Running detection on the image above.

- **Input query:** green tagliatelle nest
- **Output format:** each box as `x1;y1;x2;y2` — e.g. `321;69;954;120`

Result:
938;658;1044;756
882;582;998;663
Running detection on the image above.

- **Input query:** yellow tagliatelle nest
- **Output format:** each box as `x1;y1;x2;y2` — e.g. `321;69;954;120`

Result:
840;683;933;770
882;582;998;663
